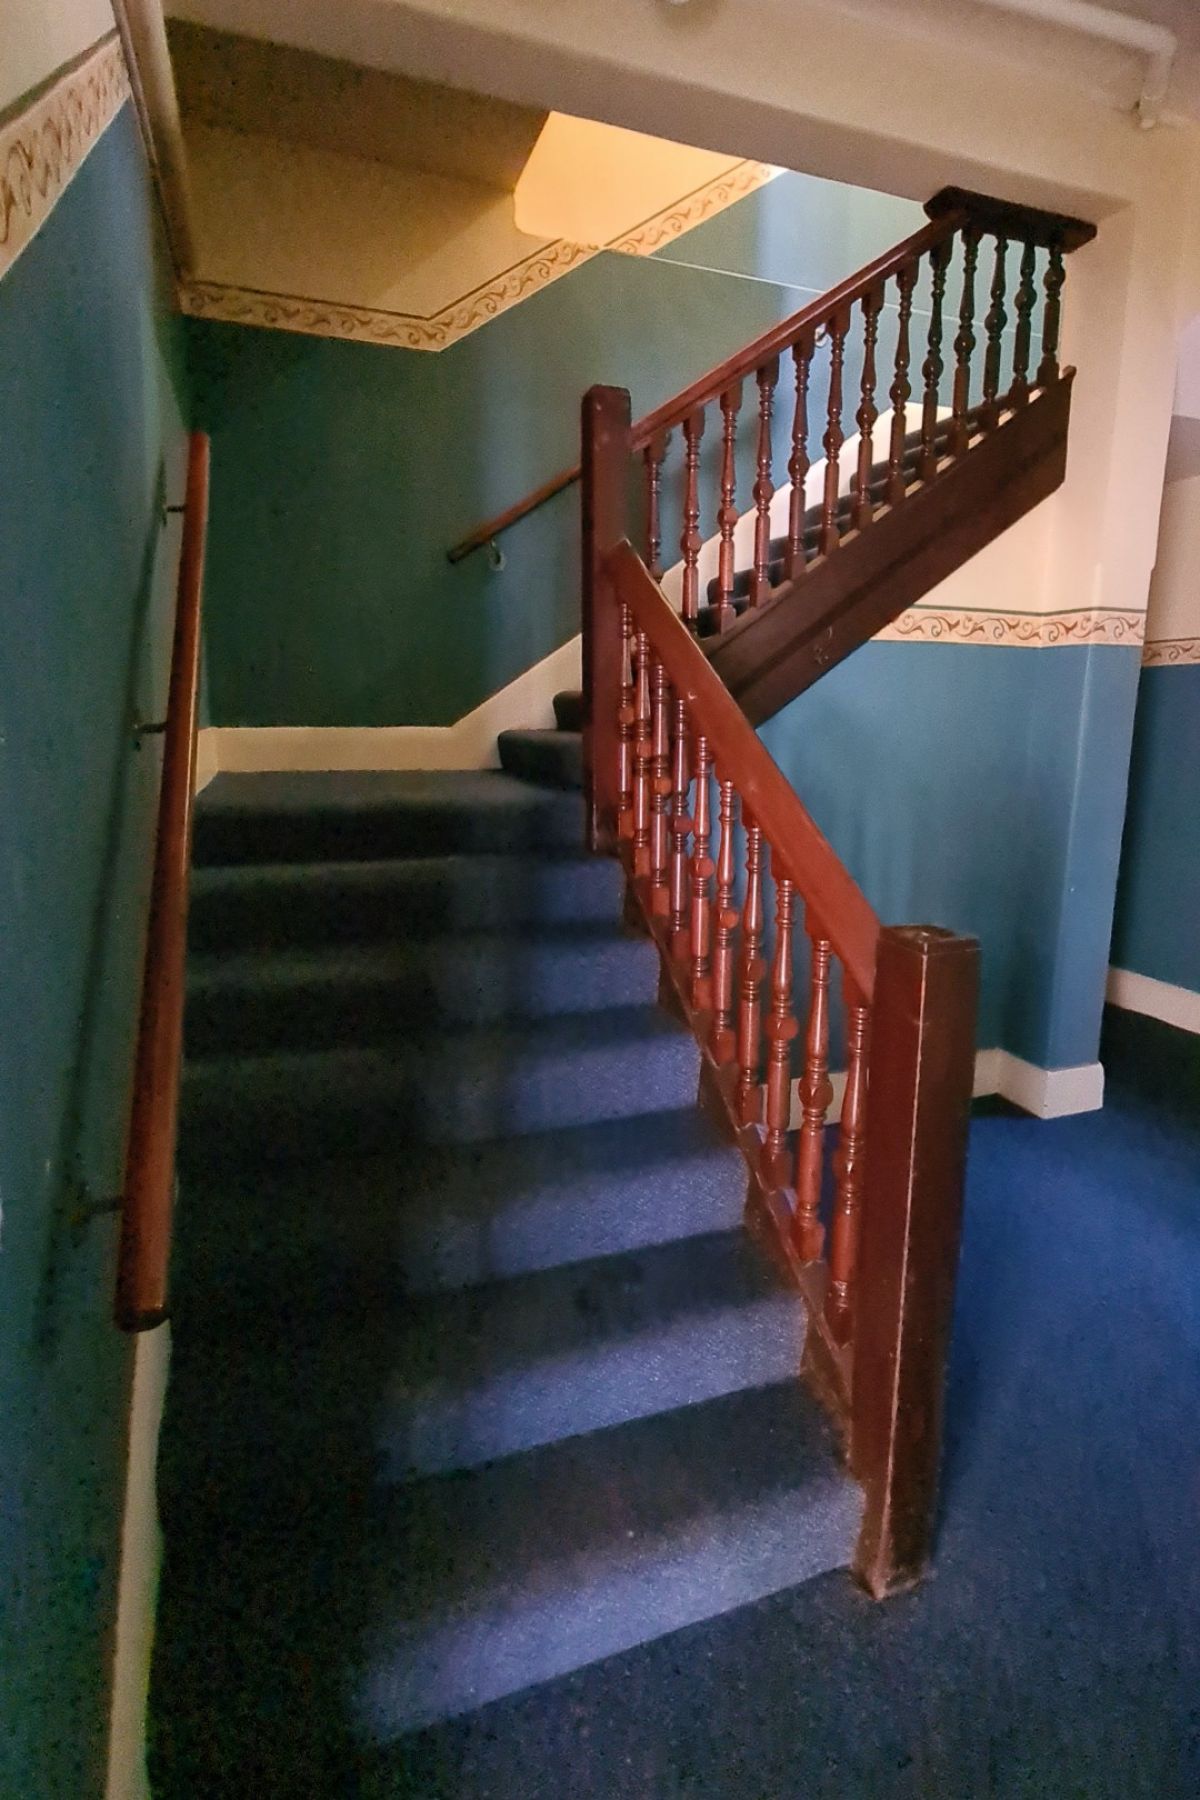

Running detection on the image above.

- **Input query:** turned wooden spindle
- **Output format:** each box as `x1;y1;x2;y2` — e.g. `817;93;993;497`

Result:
763;872;799;1187
709;777;739;1064
1011;240;1037;405
919;239;952;480
751;359;779;605
616;595;636;840
735;819;766;1125
820;310;849;556
631;629;653;877
981;236;1008;430
715;382;742;631
680;409;706;628
854;286;884;531
827;982;871;1343
1036;241;1066;387
644;430;669;579
887;262;917;507
688;734;715;1009
648;656;671;914
793;926;834;1264
951;226;981;456
785;332;814;580
668;698;692;956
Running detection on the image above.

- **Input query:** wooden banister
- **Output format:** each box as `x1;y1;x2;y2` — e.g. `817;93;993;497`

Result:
608;538;880;1001
114;430;210;1333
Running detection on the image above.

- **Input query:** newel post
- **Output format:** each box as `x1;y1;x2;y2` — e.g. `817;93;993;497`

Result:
581;384;633;854
851;924;980;1598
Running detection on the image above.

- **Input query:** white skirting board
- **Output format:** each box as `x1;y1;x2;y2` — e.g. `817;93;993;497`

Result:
105;1325;171;1800
199;636;582;777
800;1047;1104;1127
1107;966;1200;1034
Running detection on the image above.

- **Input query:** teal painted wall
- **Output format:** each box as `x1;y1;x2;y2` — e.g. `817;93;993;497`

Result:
1111;667;1200;995
759;643;1143;1070
0;106;188;1796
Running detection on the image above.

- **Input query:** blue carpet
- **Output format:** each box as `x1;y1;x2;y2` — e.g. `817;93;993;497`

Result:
383;1010;1200;1799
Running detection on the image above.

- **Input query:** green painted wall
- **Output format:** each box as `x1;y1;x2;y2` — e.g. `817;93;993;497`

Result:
0;105;188;1796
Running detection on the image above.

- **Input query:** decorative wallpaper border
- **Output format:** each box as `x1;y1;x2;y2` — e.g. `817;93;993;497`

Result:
179;158;778;352
1142;637;1200;666
0;34;129;285
875;607;1146;649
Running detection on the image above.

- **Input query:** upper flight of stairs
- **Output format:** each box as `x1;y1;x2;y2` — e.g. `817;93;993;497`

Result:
151;751;861;1791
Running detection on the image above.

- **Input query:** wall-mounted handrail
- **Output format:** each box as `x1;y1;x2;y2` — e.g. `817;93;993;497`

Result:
608;539;881;1001
114;429;210;1333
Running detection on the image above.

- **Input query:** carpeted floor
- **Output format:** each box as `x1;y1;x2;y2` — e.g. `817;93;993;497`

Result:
385;1007;1200;1800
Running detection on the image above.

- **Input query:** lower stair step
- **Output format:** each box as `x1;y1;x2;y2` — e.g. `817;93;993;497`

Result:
171;1108;747;1317
497;728;583;790
354;1381;861;1736
181;1005;703;1164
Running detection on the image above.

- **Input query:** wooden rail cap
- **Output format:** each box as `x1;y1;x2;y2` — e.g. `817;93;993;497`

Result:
114;429;210;1333
926;187;1097;252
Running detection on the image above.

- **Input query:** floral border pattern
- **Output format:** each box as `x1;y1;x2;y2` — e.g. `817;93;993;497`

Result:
179;159;778;352
875;607;1146;648
1142;637;1200;666
0;35;129;284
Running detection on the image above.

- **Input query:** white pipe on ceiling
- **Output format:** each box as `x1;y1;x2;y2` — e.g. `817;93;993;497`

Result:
975;0;1176;126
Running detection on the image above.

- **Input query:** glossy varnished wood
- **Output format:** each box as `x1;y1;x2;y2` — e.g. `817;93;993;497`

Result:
115;431;210;1332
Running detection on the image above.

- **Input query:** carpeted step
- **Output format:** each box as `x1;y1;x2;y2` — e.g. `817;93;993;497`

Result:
353;1380;859;1736
185;923;659;1055
193;770;583;866
181;1004;702;1166
187;849;620;952
162;1231;803;1492
552;689;584;732
170;1110;748;1319
496;728;583;791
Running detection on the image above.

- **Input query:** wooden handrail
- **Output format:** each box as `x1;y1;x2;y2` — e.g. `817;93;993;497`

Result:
114;430;210;1332
608;538;880;1001
445;212;965;565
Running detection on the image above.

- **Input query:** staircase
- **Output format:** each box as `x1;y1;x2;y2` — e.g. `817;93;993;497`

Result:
150;756;860;1790
138;181;1099;1794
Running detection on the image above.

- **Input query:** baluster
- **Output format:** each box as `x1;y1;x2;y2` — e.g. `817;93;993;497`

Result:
951;226;981;457
820;309;849;555
887;262;917;507
648;657;671;914
981;235;1009;429
631;630;652;877
1011;240;1037;405
919;239;952;480
793;926;833;1263
763;871;798;1187
688;734;714;1010
714;382;742;631
827;981;871;1342
751;359;778;604
1036;241;1066;387
644;430;669;578
616;593;635;840
709;778;739;1063
680;409;705;628
785;331;814;579
736;819;766;1125
668;699;692;957
854;286;884;530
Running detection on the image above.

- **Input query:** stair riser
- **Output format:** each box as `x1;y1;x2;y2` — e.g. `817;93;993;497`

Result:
188;857;623;952
193;791;583;866
498;733;584;791
388;1296;803;1477
356;1480;859;1737
182;1036;703;1165
185;937;658;1055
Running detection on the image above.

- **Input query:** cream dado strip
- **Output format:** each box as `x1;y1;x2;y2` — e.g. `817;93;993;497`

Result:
1142;636;1200;665
177;160;778;353
0;34;129;285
